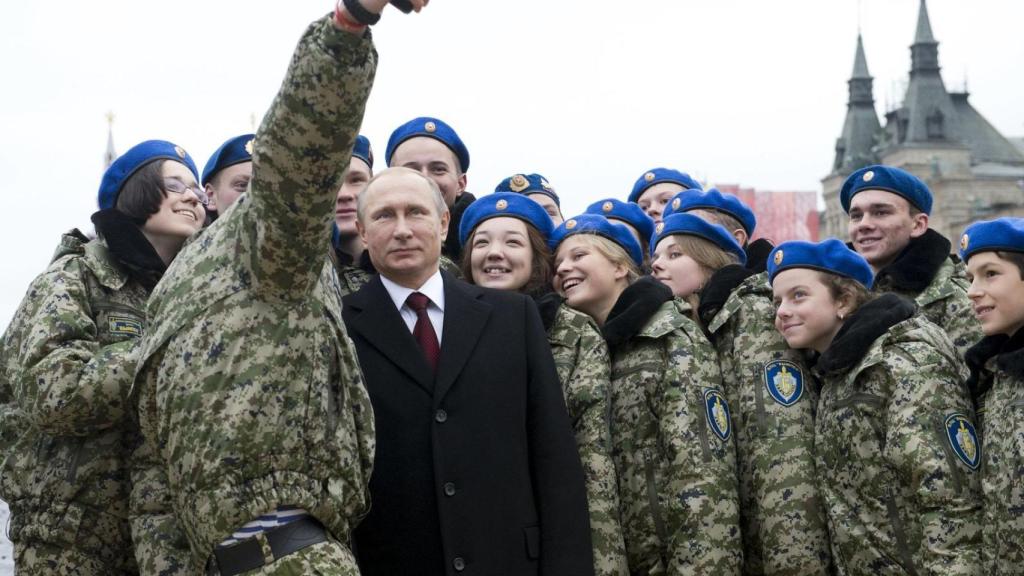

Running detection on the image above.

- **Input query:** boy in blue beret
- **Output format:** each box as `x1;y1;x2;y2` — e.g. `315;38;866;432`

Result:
386;116;474;264
333;134;375;295
495;173;563;226
628;167;701;224
202;134;254;221
960;217;1024;572
841;164;980;359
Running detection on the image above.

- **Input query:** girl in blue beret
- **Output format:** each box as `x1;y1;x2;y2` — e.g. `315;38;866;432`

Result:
959;217;1024;572
458;194;628;575
650;216;832;574
769;239;982;574
0;140;205;573
550;214;742;575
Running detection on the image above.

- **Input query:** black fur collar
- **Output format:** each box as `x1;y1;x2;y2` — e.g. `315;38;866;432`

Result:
90;209;166;292
874;229;951;293
533;291;564;333
745;238;775;274
966;329;1024;399
816;293;916;376
698;264;756;326
602;276;674;349
357;250;378;274
443;191;477;262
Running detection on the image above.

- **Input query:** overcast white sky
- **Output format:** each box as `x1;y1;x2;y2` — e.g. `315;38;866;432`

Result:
0;0;1021;328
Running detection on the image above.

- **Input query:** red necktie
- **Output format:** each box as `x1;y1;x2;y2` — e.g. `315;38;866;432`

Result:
406;292;440;373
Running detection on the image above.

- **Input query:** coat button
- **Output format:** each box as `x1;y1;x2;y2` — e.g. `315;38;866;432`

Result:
435;409;448;423
453;557;466;572
444;482;456;497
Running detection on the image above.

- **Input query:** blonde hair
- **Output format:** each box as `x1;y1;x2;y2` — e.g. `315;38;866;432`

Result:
666;234;741;316
563;234;642;283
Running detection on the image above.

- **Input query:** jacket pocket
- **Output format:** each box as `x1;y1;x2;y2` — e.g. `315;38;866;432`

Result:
523;525;540;560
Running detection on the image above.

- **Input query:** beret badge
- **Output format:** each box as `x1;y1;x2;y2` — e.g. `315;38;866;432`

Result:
960;234;969;251
174;146;186;159
644;172;655;182
495;199;508;211
863;170;875;182
541;179;553;191
672;198;681;210
245;139;254;155
509;174;529;192
774;250;785;266
655;222;665;234
602;201;614;213
424;121;437;133
565;219;577;230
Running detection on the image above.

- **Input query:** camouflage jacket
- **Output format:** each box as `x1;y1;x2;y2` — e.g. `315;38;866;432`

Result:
964;332;1024;572
602;278;742;575
700;268;830;576
813;295;982;575
0;229;145;572
130;17;377;573
540;297;628;576
872;229;981;360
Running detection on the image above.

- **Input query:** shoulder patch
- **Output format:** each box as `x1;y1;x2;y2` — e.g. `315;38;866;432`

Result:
763;360;804;407
704;389;731;441
945;413;980;470
109;315;144;337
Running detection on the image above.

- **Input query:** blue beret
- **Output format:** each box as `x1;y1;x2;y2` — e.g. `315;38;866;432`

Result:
98;140;199;210
651;213;747;266
584;198;654;245
549;214;644;268
959;218;1024;263
494;173;560;207
202;134;254;186
386;116;469;173
352;134;374;169
767;238;874;289
840;164;932;215
458;192;555;248
662;188;757;235
628;167;702;203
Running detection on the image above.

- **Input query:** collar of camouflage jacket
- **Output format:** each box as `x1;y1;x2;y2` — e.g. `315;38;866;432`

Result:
698;264;756;327
873;228;952;293
90;208;167;292
602;276;674;349
966;329;1024;399
533;291;564;333
816;293;917;376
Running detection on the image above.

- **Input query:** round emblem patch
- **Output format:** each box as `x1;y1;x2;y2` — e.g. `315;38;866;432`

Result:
424;121;437;133
773;250;784;265
174;146;186;159
672;198;681;210
644;172;656;182
541;179;553;191
863;170;875;182
509;174;529;192
601;201;614;213
244;139;254;155
945;414;981;470
763;360;804;407
565;219;577;230
655;222;665;234
960;234;969;251
704;389;731;441
495;199;508;211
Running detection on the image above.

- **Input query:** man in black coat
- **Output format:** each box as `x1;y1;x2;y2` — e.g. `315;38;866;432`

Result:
342;167;593;576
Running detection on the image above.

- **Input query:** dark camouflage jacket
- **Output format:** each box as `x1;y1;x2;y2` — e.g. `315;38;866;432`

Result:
129;17;377;573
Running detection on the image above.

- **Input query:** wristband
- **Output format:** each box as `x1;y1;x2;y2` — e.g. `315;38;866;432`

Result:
341;0;381;26
334;5;368;32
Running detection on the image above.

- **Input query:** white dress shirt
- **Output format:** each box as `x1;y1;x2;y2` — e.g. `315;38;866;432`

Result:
380;270;445;345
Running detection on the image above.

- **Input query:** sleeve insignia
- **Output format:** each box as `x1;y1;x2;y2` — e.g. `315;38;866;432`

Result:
109;316;144;337
945;413;980;470
763;360;804;407
704;389;732;441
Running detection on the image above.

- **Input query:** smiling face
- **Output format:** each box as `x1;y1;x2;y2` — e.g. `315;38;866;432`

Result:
389;136;466;208
142;160;205;241
553;235;631;325
847;189;928;271
358;169;449;289
468;217;534;291
336;157;372;236
637;182;685;223
966;251;1024;337
772;268;850;353
650;236;709;298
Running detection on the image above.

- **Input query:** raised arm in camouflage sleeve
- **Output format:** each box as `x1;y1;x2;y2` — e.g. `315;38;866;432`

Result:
549;303;629;576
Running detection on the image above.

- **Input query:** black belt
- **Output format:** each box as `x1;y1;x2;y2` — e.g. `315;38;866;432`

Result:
211;516;328;576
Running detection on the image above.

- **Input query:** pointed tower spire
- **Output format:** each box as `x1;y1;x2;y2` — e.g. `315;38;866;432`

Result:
104;111;117;169
898;0;962;144
852;34;870;79
911;0;939;73
832;33;881;173
914;0;935;44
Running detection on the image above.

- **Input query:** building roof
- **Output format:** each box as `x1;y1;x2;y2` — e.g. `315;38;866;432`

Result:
950;93;1024;165
832;34;881;174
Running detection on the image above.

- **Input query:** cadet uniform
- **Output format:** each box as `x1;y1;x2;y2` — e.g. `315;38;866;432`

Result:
959;219;1024;572
768;241;983;575
129;16;376;574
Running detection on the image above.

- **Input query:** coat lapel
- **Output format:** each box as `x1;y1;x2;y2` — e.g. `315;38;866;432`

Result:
345;276;434;394
434;273;492;404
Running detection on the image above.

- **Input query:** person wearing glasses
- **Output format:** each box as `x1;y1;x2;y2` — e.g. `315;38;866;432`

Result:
0;140;205;574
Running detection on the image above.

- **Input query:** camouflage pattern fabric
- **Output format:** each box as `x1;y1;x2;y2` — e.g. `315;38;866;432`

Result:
609;299;742;575
875;257;981;361
210;539;359;576
705;272;831;575
548;303;629;576
0;233;145;574
129;16;377;574
814;315;982;574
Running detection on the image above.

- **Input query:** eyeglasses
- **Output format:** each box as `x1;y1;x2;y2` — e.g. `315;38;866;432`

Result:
164;178;210;206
